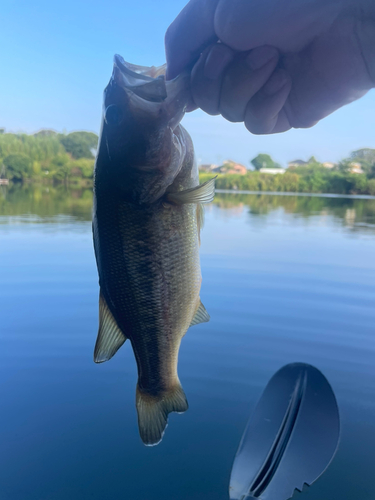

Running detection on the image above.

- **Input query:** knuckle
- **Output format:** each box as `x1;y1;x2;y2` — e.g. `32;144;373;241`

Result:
244;110;274;134
192;86;220;115
220;105;244;123
245;100;263;121
245;122;269;135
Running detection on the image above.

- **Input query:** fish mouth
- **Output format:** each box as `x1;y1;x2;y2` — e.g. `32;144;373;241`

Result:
113;54;168;103
111;54;192;127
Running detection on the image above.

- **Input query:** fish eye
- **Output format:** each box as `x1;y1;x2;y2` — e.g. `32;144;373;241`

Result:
105;105;123;125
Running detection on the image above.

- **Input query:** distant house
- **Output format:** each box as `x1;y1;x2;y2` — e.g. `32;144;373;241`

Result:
199;163;218;172
349;162;364;174
259;168;286;174
288;159;308;168
0;165;8;184
322;162;336;169
213;160;247;175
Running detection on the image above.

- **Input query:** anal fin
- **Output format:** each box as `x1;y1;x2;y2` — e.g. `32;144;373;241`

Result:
94;291;126;363
166;177;216;205
190;300;210;327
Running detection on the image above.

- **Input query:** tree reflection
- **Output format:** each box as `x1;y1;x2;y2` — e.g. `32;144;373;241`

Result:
2;185;375;234
213;193;375;233
0;184;93;222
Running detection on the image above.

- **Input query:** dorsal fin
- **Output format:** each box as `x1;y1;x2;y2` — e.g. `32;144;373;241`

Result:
94;291;126;363
166;177;216;205
190;300;210;327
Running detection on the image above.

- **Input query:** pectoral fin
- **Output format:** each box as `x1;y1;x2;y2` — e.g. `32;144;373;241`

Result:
190;300;210;327
166;177;216;205
94;291;126;363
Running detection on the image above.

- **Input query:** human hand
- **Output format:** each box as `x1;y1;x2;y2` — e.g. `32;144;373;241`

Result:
165;0;375;134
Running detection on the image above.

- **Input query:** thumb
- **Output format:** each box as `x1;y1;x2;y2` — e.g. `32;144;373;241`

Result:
165;0;219;79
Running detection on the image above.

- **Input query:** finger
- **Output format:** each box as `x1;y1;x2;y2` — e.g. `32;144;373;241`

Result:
244;69;292;134
186;102;199;113
281;14;374;128
214;0;343;53
219;46;279;122
190;43;235;115
165;0;220;80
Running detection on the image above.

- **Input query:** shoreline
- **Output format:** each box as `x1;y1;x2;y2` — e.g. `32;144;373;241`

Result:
3;184;375;200
215;189;375;200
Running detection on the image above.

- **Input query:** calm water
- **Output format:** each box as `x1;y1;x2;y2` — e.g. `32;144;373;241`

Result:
1;185;375;500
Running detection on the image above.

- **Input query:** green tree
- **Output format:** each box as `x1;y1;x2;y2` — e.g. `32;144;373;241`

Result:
70;158;95;179
58;131;98;159
337;159;351;173
33;129;57;137
50;154;71;183
367;179;375;195
306;156;323;167
350;148;375;164
3;154;32;181
251;154;278;170
0;131;65;163
348;148;375;176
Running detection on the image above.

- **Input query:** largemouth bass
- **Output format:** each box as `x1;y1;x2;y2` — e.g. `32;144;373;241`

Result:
92;55;215;446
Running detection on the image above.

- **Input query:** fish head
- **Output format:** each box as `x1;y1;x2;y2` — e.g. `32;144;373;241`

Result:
97;54;192;204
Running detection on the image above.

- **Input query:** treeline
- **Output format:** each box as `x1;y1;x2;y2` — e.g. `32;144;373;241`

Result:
3;129;375;195
0;129;98;185
201;164;375;195
200;149;375;195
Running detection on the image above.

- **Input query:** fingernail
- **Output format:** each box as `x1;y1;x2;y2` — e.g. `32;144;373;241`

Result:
263;70;288;95
246;46;278;71
204;45;233;80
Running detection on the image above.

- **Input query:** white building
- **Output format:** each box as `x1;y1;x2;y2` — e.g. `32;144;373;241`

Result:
259;168;286;174
349;162;364;174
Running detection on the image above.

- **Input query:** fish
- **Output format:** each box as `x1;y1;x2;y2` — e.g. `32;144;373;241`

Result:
92;54;215;446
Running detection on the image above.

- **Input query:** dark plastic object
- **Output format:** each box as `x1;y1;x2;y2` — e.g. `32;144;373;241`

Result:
229;363;340;500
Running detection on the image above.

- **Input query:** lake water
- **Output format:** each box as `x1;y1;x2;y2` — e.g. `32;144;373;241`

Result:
1;185;375;500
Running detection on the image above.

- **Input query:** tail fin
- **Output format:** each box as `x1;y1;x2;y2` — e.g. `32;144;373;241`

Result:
136;383;188;446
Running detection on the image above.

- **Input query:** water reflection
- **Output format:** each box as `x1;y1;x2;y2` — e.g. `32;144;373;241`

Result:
1;183;375;500
2;186;375;234
212;192;375;233
0;184;93;223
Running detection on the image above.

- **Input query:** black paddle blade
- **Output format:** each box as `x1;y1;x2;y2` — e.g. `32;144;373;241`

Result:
229;363;340;500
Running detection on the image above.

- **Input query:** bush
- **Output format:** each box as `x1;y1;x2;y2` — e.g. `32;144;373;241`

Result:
199;167;375;195
3;154;32;181
58;132;98;159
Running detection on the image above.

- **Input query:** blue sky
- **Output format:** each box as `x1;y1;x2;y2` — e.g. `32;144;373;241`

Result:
1;0;375;168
